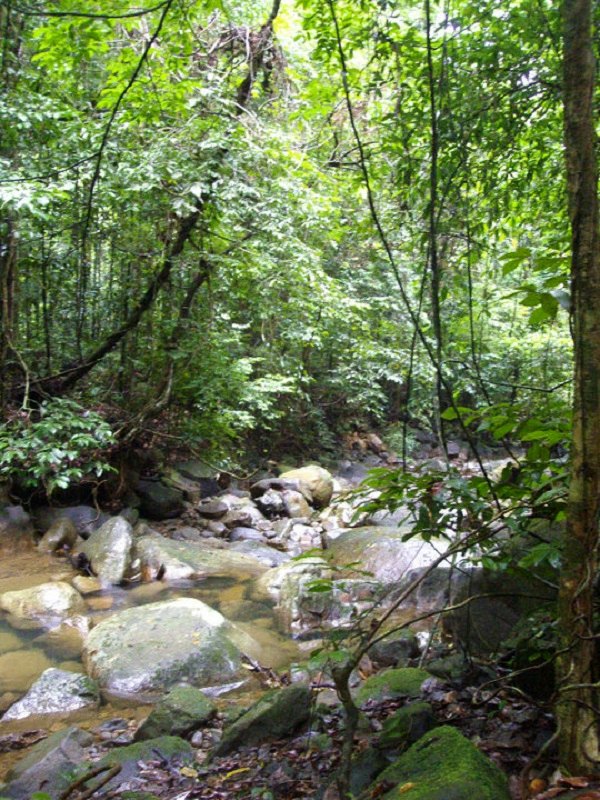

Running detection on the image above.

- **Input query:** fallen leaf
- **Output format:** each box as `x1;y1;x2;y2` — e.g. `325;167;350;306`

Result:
399;783;416;793
558;776;589;788
180;766;198;778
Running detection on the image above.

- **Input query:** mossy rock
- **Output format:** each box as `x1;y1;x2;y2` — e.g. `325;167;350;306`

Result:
370;725;510;800
135;686;216;741
354;667;430;706
212;684;312;756
378;702;436;750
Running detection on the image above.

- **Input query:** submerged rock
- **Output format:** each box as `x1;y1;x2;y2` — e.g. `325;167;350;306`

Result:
0;581;86;629
2;668;100;720
78;516;133;585
83;598;257;698
369;725;510;799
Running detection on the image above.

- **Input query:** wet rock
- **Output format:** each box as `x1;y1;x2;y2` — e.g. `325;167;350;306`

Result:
2;668;100;720
83;598;258;698
255;488;286;518
136;479;183;520
135;686;216;741
279;465;334;508
72;575;103;594
354;667;430;706
174;460;219;498
37;518;78;552
198;500;228;519
281;489;312;518
1;726;93;800
369;725;510;800
136;533;267;581
0;581;86;629
78;516;133;586
229;526;264;542
213;684;312;756
229;540;290;567
33;506;109;539
0;506;35;550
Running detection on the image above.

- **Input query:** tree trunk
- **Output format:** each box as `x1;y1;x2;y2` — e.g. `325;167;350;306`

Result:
557;0;600;773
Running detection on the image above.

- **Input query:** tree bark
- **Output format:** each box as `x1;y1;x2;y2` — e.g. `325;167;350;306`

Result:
557;0;600;773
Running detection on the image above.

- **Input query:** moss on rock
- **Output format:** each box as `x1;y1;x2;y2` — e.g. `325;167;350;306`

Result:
354;667;430;705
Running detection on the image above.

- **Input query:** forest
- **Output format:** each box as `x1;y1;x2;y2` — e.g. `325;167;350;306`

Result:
0;0;599;798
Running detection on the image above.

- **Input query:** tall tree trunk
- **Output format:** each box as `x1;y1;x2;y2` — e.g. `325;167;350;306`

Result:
557;0;600;773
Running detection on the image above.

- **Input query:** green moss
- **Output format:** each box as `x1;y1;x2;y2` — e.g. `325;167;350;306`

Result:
371;726;510;800
355;668;430;705
136;686;216;740
378;702;436;750
99;736;192;767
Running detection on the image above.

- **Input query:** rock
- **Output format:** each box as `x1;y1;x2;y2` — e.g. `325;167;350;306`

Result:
206;520;228;537
0;581;86;628
212;685;312;756
327;527;448;588
75;737;193;794
349;748;389;797
77;516;133;586
33;506;110;539
377;702;436;750
0;505;34;550
37;518;78;552
229;526;264;542
162;467;203;503
135;686;216;741
250;477;307;500
83;598;258;698
172;526;205;542
1;726;93;800
2;668;100;720
72;575;103;594
0;649;53;693
369;725;510;799
354;667;430;706
368;630;420;667
281;489;312;518
198;500;228;519
255;488;286;518
0;629;22;653
258;555;332;602
279;466;334;508
136;479;183;519
34;615;90;660
222;503;266;530
174;460;219;498
229;540;291;567
135;533;267;581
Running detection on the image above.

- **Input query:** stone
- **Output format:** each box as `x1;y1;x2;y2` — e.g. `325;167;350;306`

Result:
2;668;100;720
369;725;510;800
174;460;219;498
368;630;420;668
198;500;228;519
229;526;264;542
72;575;103;594
250;477;307;499
136;479;184;519
162;467;203;503
0;505;34;550
172;526;205;542
33;505;110;539
0;581;86;628
33;615;90;659
279;465;334;508
135;533;267;581
229;540;290;567
77;516;133;586
255;488;286;518
83;598;258;699
222;503;266;530
281;489;312;518
354;668;430;706
377;702;436;750
37;518;78;552
135;686;216;741
212;685;312;756
1;726;93;800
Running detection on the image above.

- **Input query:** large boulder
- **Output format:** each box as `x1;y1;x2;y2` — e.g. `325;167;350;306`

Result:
135;686;216;741
212;685;312;756
83;598;258;699
33;505;110;539
0;506;35;550
2;668;99;720
0;581;86;629
1;726;93;800
174;460;220;498
279;466;334;508
136;479;183;520
229;540;290;567
135;533;267;581
78;516;133;585
368;725;510;800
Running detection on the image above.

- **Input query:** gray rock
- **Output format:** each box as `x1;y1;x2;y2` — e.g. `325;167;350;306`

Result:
229;540;291;567
33;505;109;539
213;684;312;756
172;526;205;542
162;467;203;503
136;479;184;519
229;526;264;542
250;477;307;499
198;500;228;519
37;518;78;552
78;516;133;585
2;668;99;720
135;533;267;581
174;460;219;497
279;466;334;508
222;503;266;530
83;598;258;699
1;726;93;799
255;488;286;518
0;582;86;629
377;701;436;750
0;505;34;549
281;489;311;518
135;686;216;741
368;630;420;667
